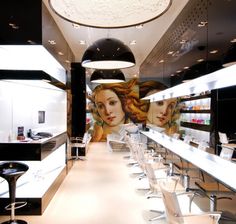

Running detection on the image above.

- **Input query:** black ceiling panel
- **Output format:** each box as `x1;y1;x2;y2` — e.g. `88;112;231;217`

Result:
140;0;236;87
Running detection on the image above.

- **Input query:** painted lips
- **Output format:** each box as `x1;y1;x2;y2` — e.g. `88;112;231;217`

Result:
157;116;166;122
107;116;115;122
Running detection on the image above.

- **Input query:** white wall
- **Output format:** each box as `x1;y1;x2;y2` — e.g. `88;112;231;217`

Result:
0;80;66;141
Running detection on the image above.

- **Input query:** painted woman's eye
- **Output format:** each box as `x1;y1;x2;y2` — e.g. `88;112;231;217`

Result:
96;103;104;110
109;100;117;106
156;101;164;106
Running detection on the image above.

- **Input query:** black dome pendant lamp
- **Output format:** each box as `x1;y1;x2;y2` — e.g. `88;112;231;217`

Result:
90;69;125;84
82;38;135;70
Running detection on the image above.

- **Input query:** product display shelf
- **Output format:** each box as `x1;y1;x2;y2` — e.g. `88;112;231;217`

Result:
179;93;212;143
180;121;211;132
180;93;211;102
180;109;211;114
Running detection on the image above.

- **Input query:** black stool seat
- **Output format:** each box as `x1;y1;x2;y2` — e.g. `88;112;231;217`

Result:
0;162;29;224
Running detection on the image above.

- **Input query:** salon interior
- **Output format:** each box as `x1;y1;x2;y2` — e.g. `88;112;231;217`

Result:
0;0;236;223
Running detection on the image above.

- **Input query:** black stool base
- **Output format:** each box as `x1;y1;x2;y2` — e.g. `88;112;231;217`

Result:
1;220;27;224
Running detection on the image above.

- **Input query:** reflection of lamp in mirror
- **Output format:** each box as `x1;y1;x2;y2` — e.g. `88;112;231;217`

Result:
48;0;172;28
223;44;236;67
82;38;135;70
90;69;125;84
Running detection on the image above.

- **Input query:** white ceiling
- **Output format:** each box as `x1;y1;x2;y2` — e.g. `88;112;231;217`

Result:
43;0;189;79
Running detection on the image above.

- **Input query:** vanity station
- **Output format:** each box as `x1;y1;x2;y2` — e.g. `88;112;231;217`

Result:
141;128;236;192
0;131;67;215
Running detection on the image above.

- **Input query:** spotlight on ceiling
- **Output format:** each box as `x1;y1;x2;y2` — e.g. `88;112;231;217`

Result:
82;38;135;70
48;0;172;28
90;69;125;84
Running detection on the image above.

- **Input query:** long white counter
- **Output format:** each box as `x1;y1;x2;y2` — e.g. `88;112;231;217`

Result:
141;129;236;192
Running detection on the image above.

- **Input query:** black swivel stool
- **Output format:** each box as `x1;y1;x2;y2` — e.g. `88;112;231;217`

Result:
0;162;29;224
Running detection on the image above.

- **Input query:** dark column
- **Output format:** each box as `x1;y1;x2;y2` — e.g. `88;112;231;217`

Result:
71;63;86;137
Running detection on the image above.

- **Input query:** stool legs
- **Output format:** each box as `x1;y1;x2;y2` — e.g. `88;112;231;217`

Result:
0;162;28;224
2;175;27;224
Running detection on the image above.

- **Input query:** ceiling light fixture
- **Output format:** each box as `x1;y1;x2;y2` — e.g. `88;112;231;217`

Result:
81;38;135;69
198;21;208;27
209;50;218;54
72;23;80;29
197;58;204;62
135;24;144;29
48;40;56;45
230;38;236;43
90;69;125;84
48;0;172;28
79;40;86;45
129;40;137;45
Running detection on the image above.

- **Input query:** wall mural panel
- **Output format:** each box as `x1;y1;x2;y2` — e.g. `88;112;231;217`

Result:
88;79;180;142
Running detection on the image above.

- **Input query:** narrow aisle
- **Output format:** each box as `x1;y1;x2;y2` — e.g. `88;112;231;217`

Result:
0;142;163;224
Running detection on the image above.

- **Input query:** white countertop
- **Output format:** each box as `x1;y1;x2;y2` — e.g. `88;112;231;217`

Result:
141;129;236;192
0;131;66;144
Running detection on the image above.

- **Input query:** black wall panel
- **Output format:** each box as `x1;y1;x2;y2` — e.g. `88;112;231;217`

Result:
71;63;86;137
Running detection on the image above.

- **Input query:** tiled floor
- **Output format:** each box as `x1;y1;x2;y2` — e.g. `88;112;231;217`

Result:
0;142;235;223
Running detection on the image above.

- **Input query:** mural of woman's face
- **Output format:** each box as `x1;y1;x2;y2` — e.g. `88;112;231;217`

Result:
95;89;125;127
147;90;176;127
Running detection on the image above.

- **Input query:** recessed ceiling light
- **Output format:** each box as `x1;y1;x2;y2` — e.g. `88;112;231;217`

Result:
27;40;36;44
159;59;164;63
198;21;208;27
48;40;56;45
58;51;64;56
129;40;136;45
79;40;86;45
65;60;70;63
180;39;187;44
134;74;137;77
135;24;144;29
72;23;80;29
9;23;19;29
42;79;51;83
209;50;218;54
170;74;175;76
176;70;182;73
197;58;204;62
167;51;174;55
230;38;236;43
184;66;189;69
